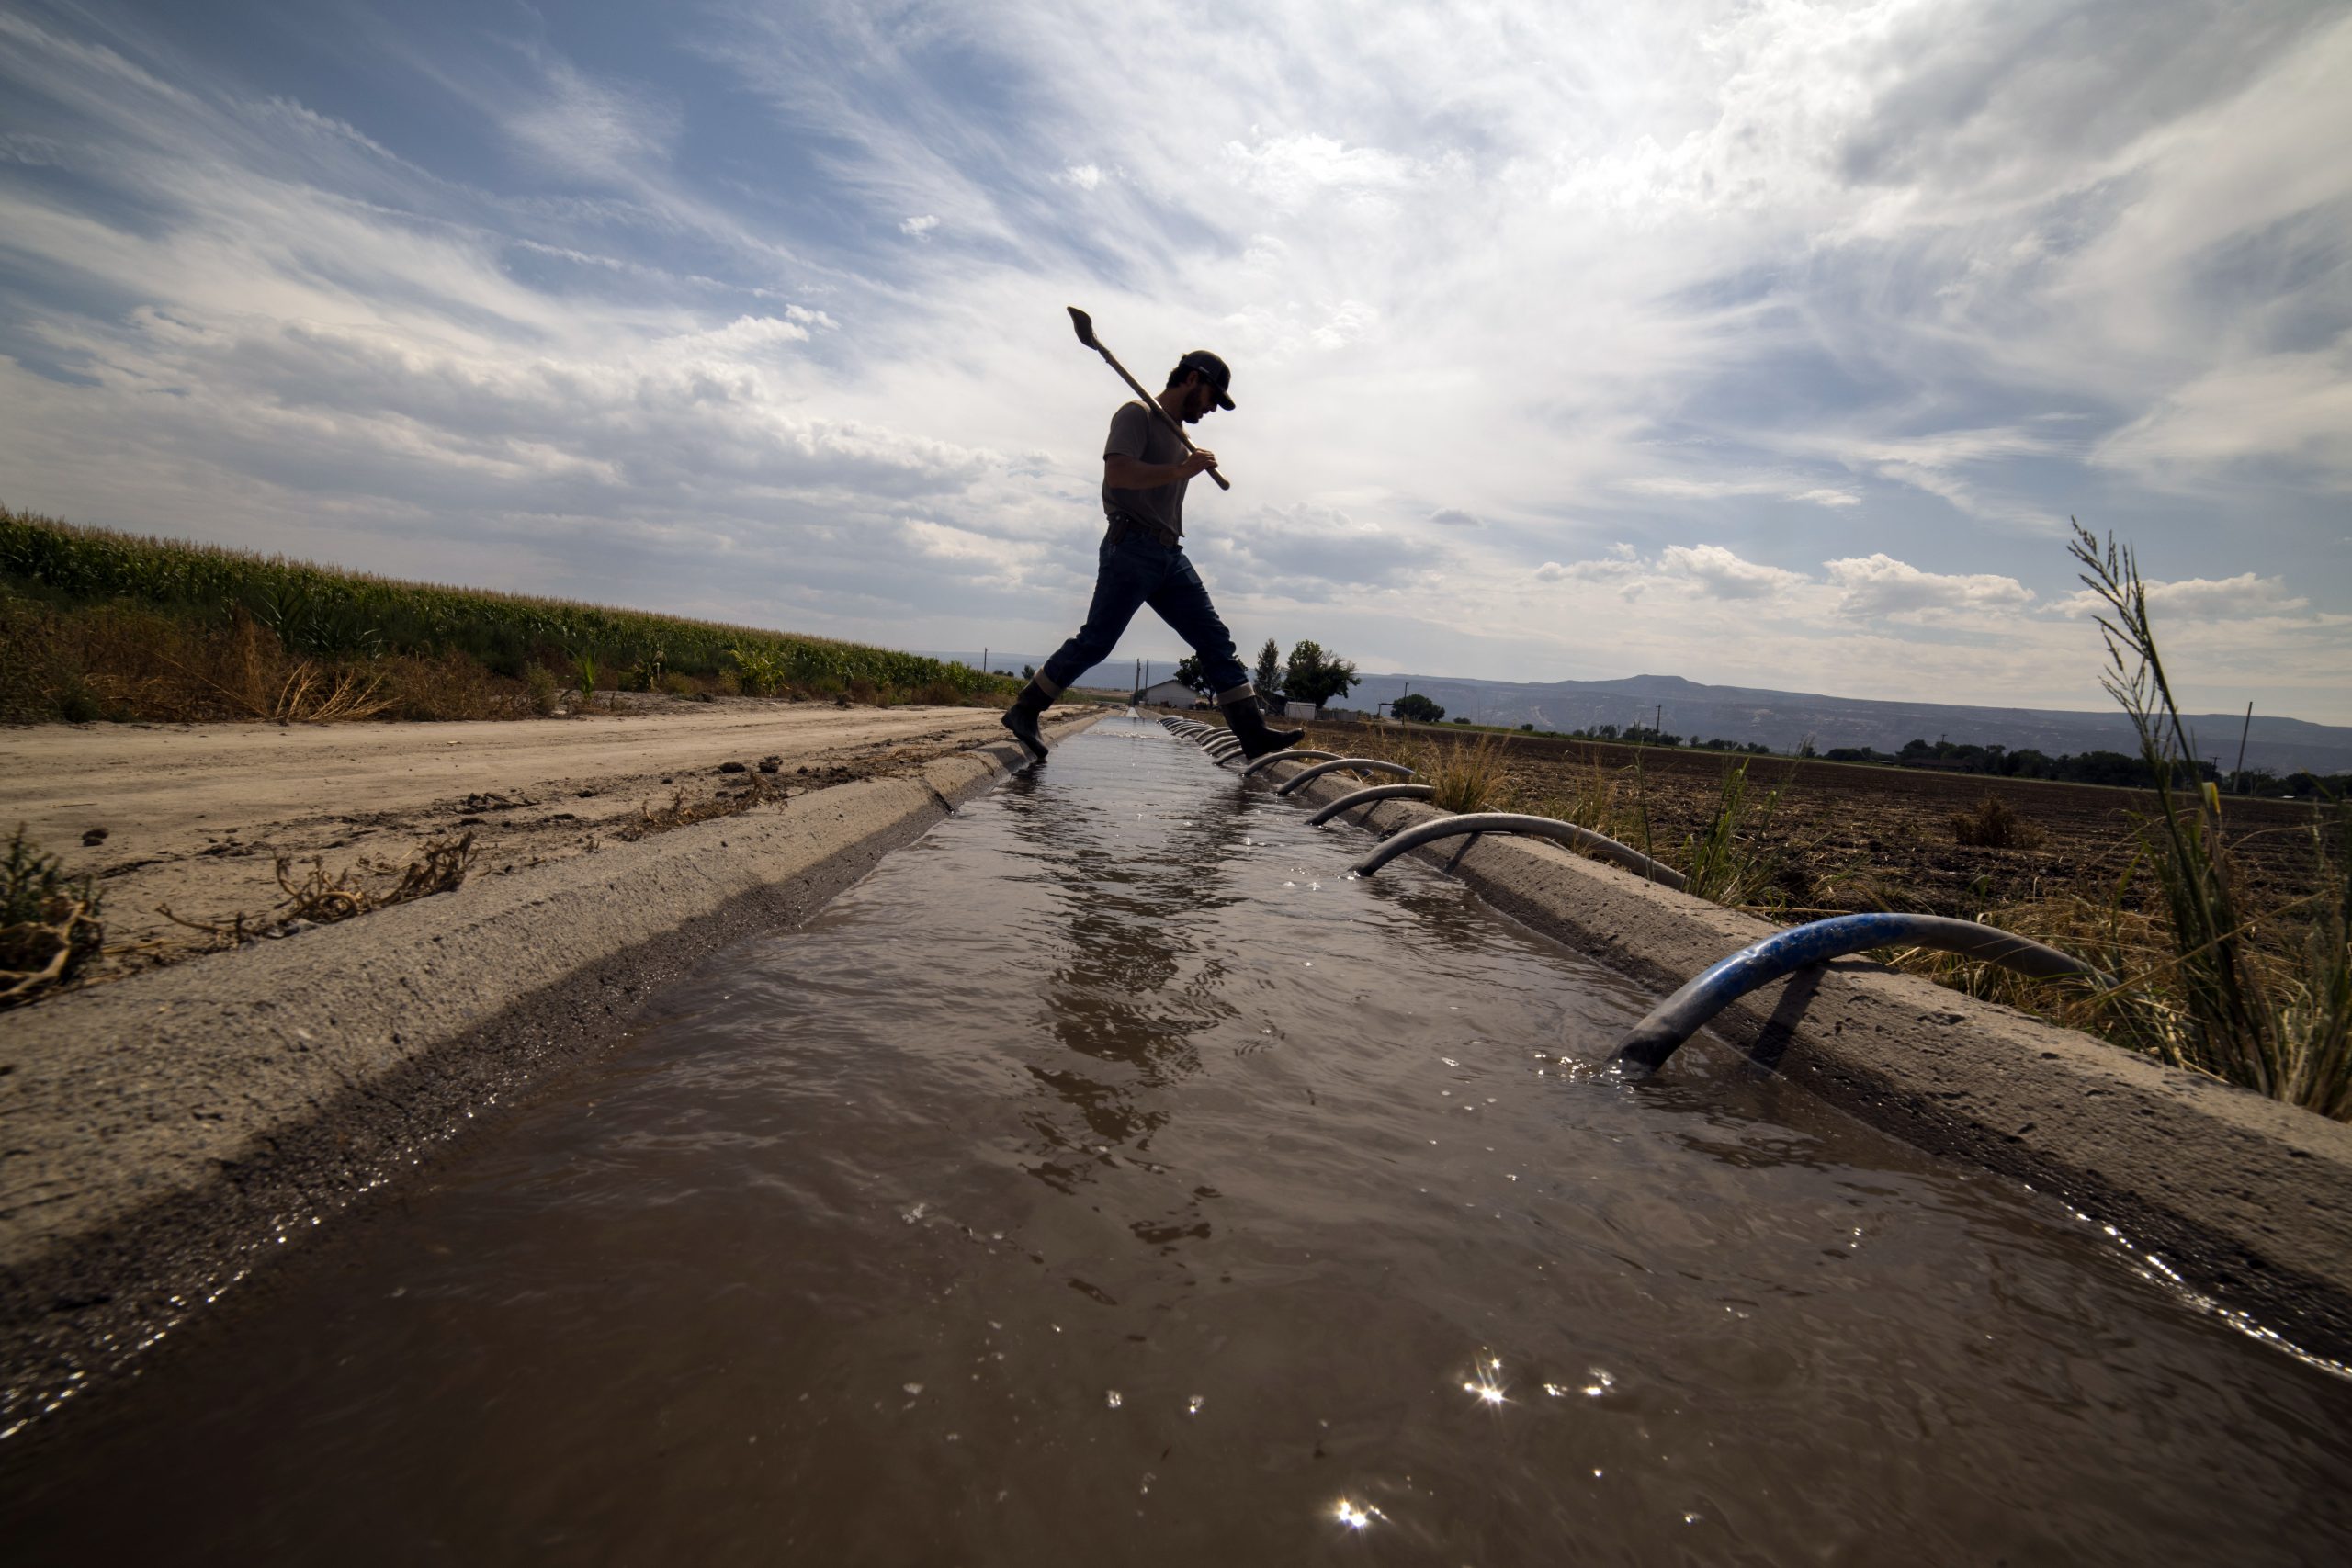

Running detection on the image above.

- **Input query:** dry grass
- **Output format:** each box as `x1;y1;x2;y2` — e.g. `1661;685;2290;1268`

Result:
161;832;478;947
1894;829;2350;1120
278;832;477;921
1395;730;1520;814
618;768;791;840
1951;795;2045;849
2;825;104;1008
3;593;432;723
1336;728;1804;909
1893;528;2352;1119
153;612;388;721
377;650;524;721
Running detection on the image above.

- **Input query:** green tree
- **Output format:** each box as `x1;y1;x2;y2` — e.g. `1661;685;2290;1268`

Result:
1392;693;1443;723
1282;639;1359;709
1251;637;1283;701
1171;654;1214;697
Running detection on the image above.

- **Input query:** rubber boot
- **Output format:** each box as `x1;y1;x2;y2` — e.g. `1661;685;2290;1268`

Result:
1221;696;1305;761
1000;681;1052;764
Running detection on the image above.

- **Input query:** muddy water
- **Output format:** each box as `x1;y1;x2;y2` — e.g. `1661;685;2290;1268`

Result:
6;717;2350;1564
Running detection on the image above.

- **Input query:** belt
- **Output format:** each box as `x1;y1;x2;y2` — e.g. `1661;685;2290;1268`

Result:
1104;511;1181;548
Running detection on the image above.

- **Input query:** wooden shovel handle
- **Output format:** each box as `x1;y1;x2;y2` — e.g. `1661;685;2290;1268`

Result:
1080;336;1230;491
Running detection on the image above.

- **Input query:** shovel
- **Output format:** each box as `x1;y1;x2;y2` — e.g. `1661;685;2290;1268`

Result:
1066;307;1231;490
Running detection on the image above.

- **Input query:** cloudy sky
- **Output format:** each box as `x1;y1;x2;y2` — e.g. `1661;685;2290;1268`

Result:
3;0;2347;718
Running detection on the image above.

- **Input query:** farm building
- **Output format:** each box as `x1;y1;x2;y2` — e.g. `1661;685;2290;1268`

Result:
1136;678;1202;706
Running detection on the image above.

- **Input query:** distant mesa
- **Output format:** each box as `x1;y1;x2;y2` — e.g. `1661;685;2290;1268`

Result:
1343;672;2352;776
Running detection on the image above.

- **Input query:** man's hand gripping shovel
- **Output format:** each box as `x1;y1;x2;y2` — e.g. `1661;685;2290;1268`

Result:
1066;307;1230;490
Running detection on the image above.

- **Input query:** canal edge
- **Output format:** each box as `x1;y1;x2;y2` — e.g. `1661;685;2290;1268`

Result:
0;712;1099;1437
1255;746;2352;1367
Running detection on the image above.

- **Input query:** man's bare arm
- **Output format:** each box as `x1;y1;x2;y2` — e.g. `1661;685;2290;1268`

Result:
1104;450;1217;489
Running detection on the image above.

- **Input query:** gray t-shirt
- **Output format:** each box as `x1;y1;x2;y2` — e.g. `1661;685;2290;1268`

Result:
1101;400;1189;537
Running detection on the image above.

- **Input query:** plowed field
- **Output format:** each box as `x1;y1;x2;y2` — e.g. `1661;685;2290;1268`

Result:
1298;718;2335;919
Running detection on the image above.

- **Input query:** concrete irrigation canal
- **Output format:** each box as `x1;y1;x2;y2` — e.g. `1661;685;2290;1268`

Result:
5;716;2351;1562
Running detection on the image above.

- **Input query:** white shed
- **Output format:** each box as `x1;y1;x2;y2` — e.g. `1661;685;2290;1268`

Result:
1136;678;1202;706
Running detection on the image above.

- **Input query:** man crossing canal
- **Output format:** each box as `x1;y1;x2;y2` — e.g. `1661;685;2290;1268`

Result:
1001;347;1303;764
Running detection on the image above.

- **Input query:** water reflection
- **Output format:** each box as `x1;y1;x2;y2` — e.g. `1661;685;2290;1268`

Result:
999;754;1258;1187
6;719;2352;1568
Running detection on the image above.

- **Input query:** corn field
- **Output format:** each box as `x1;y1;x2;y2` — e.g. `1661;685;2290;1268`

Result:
2;509;1003;700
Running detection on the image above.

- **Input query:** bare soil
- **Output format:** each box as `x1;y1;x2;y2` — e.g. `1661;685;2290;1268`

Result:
1298;717;2337;918
2;694;1061;992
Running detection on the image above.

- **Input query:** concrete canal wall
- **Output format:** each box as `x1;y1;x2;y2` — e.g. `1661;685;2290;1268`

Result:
0;716;1097;1426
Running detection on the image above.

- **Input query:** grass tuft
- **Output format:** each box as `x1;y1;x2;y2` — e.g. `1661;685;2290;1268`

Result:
1679;758;1789;909
1409;731;1519;814
1;825;104;1007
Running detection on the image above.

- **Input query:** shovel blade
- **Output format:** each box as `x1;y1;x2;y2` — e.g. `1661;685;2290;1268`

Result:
1065;305;1097;349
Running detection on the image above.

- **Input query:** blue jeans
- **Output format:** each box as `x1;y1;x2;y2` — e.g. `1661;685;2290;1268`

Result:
1036;534;1251;702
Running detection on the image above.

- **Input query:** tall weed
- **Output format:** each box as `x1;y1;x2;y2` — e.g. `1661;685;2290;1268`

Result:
1420;733;1514;818
2052;525;2352;1115
1679;758;1788;909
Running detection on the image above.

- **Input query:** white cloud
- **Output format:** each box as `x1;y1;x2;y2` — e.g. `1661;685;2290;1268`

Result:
2144;573;2312;618
1218;298;1382;361
2094;336;2352;489
1204;502;1440;601
1657;544;1808;600
1623;476;1865;508
1825;553;2035;619
3;1;2347;720
505;62;680;185
658;314;812;355
2053;572;2311;621
1221;131;1427;214
1621;477;1783;500
1535;543;1810;603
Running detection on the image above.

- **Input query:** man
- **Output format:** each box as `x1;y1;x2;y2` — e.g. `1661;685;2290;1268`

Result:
1001;348;1303;763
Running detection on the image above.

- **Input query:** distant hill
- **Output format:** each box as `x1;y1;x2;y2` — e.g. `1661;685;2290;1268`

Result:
923;651;2349;773
1344;672;2352;776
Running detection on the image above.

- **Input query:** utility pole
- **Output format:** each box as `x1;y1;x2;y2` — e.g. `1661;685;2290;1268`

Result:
982;646;988;674
2234;702;2255;793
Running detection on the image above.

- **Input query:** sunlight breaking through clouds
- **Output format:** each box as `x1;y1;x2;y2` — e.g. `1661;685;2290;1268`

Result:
1;0;2346;716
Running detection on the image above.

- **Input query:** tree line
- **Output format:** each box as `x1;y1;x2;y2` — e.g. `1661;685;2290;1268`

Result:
1820;737;2349;797
1170;639;1359;709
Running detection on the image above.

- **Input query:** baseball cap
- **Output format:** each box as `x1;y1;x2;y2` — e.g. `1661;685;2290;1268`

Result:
1176;349;1236;410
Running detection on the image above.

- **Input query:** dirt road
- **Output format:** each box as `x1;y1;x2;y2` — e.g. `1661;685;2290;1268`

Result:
2;696;1060;987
